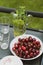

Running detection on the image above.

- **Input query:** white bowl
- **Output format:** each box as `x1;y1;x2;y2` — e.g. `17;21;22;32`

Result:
0;55;23;65
10;34;43;60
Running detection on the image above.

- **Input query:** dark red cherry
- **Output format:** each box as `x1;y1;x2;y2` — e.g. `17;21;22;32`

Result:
23;55;26;58
34;52;37;56
18;38;22;42
32;49;35;53
30;43;33;47
18;41;21;45
21;46;26;51
22;38;25;42
28;36;33;42
27;55;30;58
25;38;29;42
36;41;40;45
33;45;36;49
15;50;19;55
28;44;31;48
18;47;21;51
30;52;34;58
25;50;28;55
15;44;18;49
29;48;32;52
12;47;15;51
19;54;22;58
36;50;39;55
33;38;36;42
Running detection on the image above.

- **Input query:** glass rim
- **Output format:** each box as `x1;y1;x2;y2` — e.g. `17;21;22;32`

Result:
0;16;10;25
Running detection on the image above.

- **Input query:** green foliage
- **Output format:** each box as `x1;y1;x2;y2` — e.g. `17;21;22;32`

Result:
13;19;24;29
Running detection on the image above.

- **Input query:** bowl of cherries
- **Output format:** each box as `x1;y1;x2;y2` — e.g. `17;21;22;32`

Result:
10;34;43;60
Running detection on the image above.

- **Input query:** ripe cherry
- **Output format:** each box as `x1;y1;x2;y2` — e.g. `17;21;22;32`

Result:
18;38;22;42
18;47;21;51
34;52;37;56
36;50;39;55
24;42;27;46
33;38;36;42
29;48;32;52
15;44;18;49
12;47;15;51
30;43;33;47
26;46;29;50
20;50;23;54
28;36;33;42
22;38;25;42
21;46;26;51
37;44;41;49
25;38;29;42
32;49;35;53
27;55;30;58
28;44;31;48
25;50;28;55
19;54;22;58
23;55;26;59
33;41;36;45
33;45;36;49
22;52;25;56
15;50;19;55
30;52;34;57
36;41;40;45
18;41;21;45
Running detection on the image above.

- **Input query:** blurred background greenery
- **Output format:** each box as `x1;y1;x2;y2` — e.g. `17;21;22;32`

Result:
0;0;43;30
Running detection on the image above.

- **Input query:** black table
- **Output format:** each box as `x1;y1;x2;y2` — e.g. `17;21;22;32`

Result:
0;27;43;65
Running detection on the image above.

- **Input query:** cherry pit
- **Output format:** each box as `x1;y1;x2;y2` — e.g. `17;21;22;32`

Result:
12;36;41;59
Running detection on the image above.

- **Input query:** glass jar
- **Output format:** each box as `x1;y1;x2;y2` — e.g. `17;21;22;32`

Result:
12;6;26;37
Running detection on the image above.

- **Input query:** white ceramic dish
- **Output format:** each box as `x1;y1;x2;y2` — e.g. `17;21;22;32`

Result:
10;34;43;60
0;55;23;65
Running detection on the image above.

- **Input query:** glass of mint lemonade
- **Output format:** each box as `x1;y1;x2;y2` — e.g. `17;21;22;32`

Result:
12;6;26;37
13;18;26;37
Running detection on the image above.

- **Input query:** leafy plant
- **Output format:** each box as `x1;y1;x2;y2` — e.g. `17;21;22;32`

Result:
12;6;26;28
